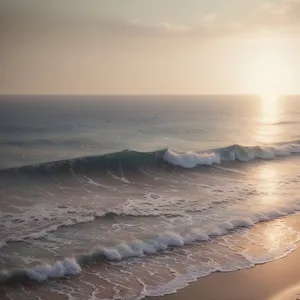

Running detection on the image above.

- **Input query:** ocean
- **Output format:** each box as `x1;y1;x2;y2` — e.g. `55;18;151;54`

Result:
1;95;300;299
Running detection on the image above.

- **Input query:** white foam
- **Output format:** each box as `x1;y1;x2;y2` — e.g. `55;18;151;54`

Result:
0;205;99;247
2;215;97;245
108;170;131;184
163;143;300;168
26;258;81;282
163;149;221;168
2;204;300;289
76;204;300;265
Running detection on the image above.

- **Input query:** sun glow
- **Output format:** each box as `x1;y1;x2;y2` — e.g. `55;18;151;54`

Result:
245;37;292;97
257;39;284;96
257;95;281;143
260;91;280;105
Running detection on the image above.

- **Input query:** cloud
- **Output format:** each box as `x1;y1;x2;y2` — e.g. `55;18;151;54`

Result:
1;0;300;40
245;0;300;34
84;0;300;38
119;0;300;38
94;0;300;38
98;19;192;38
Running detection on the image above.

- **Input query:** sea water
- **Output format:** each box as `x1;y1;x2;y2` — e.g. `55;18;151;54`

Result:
1;95;300;299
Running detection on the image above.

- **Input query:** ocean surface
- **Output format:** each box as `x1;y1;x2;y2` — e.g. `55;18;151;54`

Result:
1;95;300;299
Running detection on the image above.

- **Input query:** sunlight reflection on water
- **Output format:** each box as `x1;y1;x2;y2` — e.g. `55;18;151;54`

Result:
256;95;282;144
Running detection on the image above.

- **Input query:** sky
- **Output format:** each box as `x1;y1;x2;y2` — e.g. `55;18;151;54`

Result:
1;0;300;95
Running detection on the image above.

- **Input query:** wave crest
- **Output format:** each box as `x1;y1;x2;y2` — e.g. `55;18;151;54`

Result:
163;142;300;168
1;141;300;174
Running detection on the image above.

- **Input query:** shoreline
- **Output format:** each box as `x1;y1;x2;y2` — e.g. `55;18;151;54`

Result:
1;218;300;300
146;242;300;300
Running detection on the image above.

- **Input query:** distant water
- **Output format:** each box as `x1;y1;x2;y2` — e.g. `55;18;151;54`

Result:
1;95;300;299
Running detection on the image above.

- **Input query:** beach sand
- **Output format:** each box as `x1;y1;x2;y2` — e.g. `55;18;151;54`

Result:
147;240;300;300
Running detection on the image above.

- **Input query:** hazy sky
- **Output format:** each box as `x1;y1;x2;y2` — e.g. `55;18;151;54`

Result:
1;0;300;94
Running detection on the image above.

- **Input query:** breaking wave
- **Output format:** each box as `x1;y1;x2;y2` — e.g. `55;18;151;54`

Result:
1;202;300;286
1;141;300;174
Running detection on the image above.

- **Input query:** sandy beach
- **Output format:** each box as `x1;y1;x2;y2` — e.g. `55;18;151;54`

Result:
147;241;300;300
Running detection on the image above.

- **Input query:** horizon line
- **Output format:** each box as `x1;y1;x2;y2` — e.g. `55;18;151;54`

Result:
1;93;299;97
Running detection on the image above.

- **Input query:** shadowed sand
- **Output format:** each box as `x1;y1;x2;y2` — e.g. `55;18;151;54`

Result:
146;243;300;300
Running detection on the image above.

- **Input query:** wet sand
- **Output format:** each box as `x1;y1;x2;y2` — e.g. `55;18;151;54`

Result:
147;242;300;300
